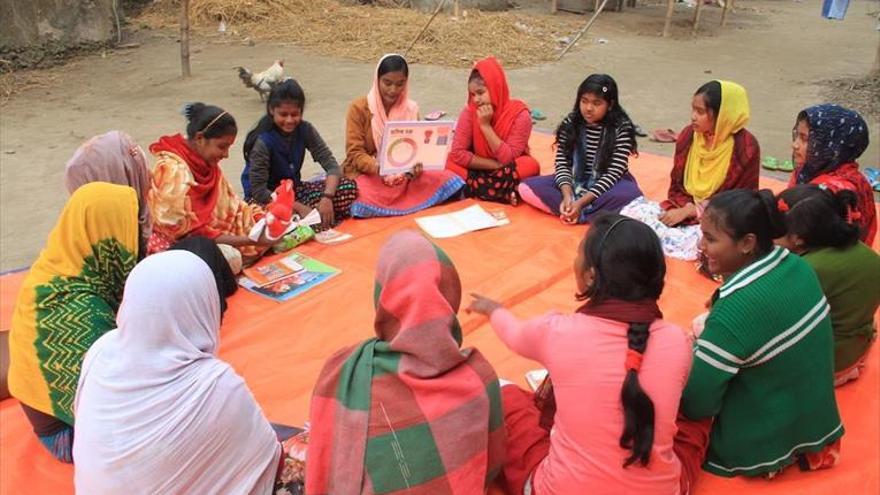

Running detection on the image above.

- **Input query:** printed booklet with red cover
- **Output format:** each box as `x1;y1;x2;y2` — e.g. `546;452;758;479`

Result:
239;252;340;302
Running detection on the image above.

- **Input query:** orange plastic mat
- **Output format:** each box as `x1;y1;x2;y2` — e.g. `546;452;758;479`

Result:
1;133;877;494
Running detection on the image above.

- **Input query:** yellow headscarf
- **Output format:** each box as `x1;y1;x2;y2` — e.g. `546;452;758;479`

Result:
684;80;750;202
9;182;138;424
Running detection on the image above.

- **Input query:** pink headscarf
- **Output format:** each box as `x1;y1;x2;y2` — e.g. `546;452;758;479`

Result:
366;53;419;150
65;130;152;255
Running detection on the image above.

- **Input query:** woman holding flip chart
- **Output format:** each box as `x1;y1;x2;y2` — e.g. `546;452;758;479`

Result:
342;54;465;218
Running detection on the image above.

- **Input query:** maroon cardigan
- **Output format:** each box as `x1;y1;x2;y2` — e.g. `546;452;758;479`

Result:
660;125;761;223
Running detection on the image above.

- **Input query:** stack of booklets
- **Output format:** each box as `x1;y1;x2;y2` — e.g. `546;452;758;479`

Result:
239;252;340;302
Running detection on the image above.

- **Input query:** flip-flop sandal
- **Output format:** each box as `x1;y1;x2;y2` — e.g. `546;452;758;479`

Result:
761;156;779;170
649;128;677;143
864;167;880;191
777;159;794;172
425;110;446;121
530;109;547;121
633;124;648;137
509;190;520;206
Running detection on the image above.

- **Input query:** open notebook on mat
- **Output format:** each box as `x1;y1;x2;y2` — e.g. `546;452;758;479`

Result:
416;204;509;239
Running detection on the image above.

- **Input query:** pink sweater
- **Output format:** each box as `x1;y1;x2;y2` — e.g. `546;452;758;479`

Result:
490;308;693;495
447;107;532;167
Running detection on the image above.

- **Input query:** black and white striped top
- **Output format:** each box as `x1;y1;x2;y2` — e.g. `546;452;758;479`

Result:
554;115;634;198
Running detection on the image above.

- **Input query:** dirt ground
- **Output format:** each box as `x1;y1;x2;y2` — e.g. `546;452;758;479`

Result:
0;0;878;271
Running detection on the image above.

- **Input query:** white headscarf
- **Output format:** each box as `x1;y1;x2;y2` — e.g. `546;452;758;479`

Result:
73;250;280;494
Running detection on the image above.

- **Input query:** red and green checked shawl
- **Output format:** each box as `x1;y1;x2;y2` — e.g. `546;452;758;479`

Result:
306;230;505;494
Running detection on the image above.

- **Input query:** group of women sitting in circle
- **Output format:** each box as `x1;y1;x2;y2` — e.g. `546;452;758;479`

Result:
5;50;879;494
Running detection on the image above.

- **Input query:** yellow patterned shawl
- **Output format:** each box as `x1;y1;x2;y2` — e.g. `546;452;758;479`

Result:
8;182;138;425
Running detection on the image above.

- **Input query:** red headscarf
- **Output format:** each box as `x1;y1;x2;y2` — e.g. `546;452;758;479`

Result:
468;57;530;159
149;134;222;236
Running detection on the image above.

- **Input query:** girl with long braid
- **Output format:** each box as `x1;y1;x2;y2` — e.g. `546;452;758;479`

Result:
468;214;692;494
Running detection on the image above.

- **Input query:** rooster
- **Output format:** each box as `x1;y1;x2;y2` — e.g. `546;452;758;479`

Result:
237;59;285;101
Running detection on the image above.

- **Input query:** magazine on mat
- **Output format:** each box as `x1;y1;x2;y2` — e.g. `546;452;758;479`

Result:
239;252;340;302
241;252;307;287
415;204;508;239
378;120;455;175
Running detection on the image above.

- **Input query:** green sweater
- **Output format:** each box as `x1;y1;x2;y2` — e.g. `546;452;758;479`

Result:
681;247;844;477
804;243;880;371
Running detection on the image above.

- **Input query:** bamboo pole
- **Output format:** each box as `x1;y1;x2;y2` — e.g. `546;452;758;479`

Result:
663;0;675;37
111;0;122;44
454;0;461;18
557;0;610;60
720;0;734;26
691;0;704;36
180;0;191;78
872;38;880;77
405;0;448;57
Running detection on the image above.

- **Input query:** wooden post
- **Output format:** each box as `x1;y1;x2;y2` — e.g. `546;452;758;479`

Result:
550;0;557;14
180;0;191;78
662;0;675;37
454;0;461;17
691;0;704;36
720;0;733;26
872;38;880;77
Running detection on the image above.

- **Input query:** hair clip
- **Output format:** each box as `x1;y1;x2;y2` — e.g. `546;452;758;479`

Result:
602;86;608;93
201;111;228;134
625;349;643;372
777;198;790;213
847;206;862;224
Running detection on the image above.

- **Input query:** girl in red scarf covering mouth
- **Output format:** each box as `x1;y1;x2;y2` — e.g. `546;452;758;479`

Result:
446;56;541;204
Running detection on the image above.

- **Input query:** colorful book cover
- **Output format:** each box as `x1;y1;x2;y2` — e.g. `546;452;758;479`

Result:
239;252;340;302
241;252;306;287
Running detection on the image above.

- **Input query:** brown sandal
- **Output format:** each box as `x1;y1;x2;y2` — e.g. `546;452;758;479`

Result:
649;128;678;143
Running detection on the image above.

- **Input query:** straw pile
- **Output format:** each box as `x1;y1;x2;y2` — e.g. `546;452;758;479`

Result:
136;0;582;68
821;74;880;121
0;70;55;106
